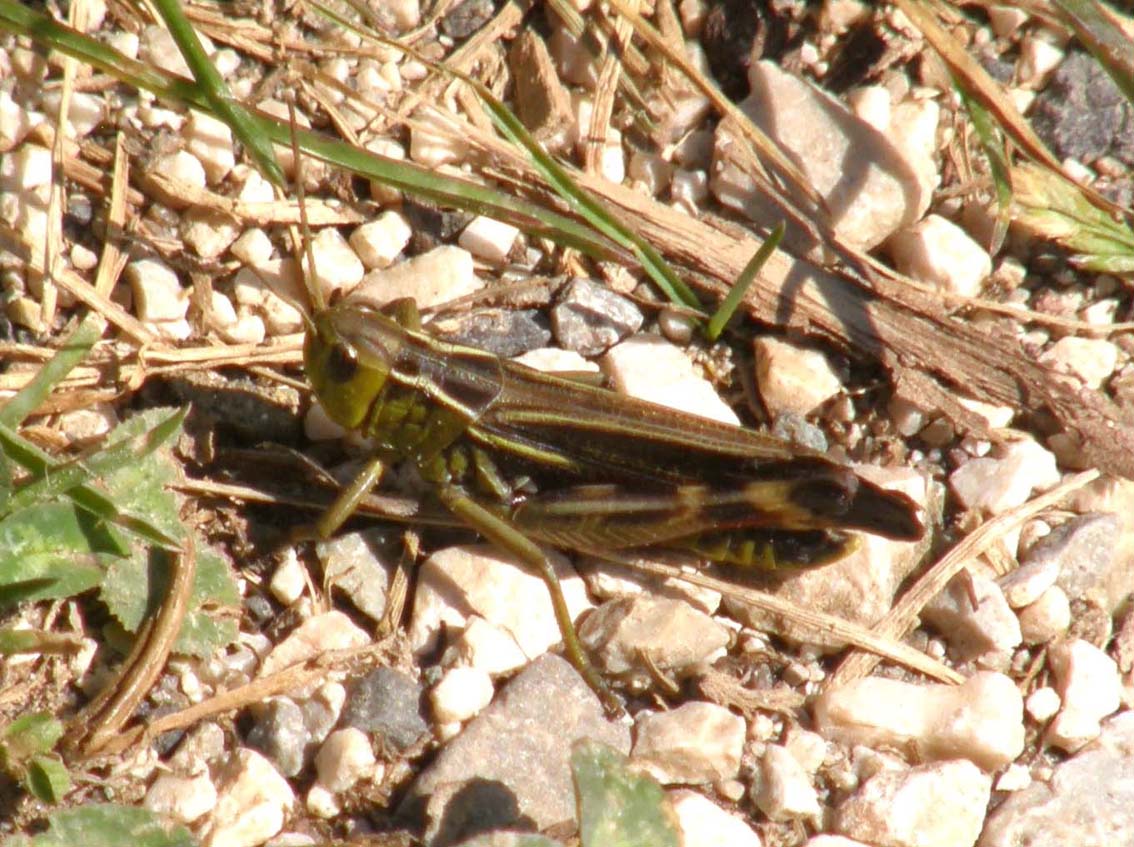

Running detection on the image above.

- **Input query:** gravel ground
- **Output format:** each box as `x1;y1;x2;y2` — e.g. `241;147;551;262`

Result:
2;2;1133;847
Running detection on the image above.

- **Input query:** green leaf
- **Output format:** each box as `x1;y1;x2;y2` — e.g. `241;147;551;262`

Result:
2;713;65;759
572;740;680;847
4;409;187;514
101;548;239;657
0;503;121;608
12;804;195;847
0;422;181;554
93;409;188;546
1012;162;1134;272
25;756;70;804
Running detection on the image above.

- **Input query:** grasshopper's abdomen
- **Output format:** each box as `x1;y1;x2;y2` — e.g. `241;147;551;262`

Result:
680;528;857;569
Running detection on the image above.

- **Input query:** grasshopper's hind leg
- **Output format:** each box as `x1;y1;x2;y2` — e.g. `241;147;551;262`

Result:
436;483;621;715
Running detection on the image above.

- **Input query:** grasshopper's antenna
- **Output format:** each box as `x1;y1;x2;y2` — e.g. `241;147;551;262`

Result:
285;99;325;321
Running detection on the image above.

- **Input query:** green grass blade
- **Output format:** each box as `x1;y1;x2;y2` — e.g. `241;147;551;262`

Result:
956;84;1012;254
307;0;699;311
0;3;630;268
148;0;285;186
705;221;784;341
0;314;103;429
475;80;701;310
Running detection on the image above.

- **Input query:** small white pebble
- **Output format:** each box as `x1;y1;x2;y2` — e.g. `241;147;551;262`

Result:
151;150;207;191
1017;585;1071;644
249;258;306;311
0;91;40;151
69;243;98;271
1038;337;1119;389
144;772;217;824
988;6;1029;38
186;109;235;183
261;289;304;335
125;258;188;322
305;403;347;442
950;438;1059;515
305;783;340;819
1018;33;1065;88
671;790;762;847
270;549;307;606
349;211;412;269
138;24;195;78
409;109;464;168
888;395;928;437
846;85;891;132
239;169;275;203
0;143;52;192
628;151;673;196
230;228;274;266
632;701;745;784
305;228;365;298
451;617;528;676
671;168;709;211
181;208;240;259
458;216;519;264
888;214;992;297
753;743;822;821
314;728;375;793
223;312;266;345
431;666;494;724
354;245;480;309
1025;686;1061;722
207;290;238;330
1046;638;1121;752
602;335;738;425
753;336;842;417
512;347;598;375
995;763;1033;792
955;395;1014;429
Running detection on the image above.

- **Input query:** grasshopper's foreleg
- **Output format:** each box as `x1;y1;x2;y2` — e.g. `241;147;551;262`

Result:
435;483;620;715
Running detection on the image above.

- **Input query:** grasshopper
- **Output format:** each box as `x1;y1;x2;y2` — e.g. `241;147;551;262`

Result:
299;288;923;709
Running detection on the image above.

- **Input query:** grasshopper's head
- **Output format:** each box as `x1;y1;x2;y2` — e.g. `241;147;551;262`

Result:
304;302;400;431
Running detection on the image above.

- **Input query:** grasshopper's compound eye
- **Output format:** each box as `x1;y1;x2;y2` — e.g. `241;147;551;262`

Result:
326;343;359;384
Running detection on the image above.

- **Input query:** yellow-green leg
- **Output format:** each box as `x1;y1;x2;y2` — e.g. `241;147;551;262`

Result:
436;483;621;715
289;455;387;544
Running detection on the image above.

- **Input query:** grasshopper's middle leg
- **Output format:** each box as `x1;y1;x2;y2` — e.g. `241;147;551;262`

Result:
436;483;621;715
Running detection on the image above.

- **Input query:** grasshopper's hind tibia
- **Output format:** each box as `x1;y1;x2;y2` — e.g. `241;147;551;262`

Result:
435;483;621;714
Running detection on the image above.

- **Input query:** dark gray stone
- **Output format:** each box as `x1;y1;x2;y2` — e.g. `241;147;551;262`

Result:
437;309;551;358
341;667;429;752
246;696;310;777
551;278;644;356
1030;51;1134;167
772;412;828;452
